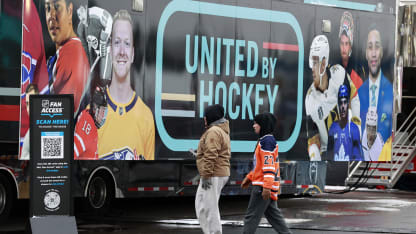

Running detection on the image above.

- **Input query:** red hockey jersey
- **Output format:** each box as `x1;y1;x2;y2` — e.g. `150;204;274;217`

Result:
50;38;90;113
74;109;98;160
20;0;49;143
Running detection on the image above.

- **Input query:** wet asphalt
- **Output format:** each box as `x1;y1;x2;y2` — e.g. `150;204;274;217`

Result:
2;187;416;234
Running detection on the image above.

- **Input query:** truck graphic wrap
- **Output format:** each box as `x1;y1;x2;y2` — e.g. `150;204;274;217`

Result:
155;0;304;153
19;0;395;161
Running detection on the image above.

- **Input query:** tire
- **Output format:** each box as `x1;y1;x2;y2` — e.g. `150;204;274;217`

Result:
0;173;14;223
86;172;114;214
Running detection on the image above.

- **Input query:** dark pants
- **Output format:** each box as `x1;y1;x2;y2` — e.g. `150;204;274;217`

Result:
243;186;292;234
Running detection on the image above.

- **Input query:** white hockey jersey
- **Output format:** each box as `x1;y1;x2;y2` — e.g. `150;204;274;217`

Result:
305;64;345;153
362;128;384;161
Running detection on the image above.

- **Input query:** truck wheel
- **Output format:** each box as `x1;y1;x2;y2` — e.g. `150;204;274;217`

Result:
0;173;14;223
87;173;114;214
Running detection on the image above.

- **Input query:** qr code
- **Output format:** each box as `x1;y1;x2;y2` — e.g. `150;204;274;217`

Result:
41;132;64;159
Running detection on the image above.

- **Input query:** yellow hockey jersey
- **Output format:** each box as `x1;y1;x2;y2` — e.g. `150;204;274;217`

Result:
97;88;155;160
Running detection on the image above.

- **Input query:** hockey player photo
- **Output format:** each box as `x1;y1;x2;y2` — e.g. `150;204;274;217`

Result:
77;5;112;79
337;11;362;132
305;35;346;161
339;11;363;89
74;86;107;160
358;27;393;144
327;85;362;161
76;5;113;115
44;0;90;113
362;107;384;161
97;10;155;160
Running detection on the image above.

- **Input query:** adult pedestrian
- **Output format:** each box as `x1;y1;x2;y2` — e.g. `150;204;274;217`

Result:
195;104;231;234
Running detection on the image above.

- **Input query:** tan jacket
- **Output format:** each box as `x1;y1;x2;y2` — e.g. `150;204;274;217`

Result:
196;119;231;178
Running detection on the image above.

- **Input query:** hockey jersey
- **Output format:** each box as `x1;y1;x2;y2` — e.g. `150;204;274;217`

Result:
305;64;345;153
362;128;384;161
378;136;392;161
20;0;49;148
349;68;363;96
346;70;361;131
48;38;90;113
97;88;155;160
74;109;98;160
328;121;362;161
246;135;280;201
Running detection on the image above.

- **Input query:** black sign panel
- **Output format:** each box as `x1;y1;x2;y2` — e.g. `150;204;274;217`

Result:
29;95;73;216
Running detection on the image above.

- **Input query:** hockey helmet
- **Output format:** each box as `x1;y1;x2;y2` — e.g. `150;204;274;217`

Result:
90;86;108;128
338;84;350;103
309;35;329;69
309;35;329;77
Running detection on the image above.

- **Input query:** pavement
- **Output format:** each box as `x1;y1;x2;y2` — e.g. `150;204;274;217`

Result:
2;187;416;233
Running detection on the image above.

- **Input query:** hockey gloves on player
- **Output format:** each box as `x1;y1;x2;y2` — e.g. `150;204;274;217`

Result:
308;143;321;161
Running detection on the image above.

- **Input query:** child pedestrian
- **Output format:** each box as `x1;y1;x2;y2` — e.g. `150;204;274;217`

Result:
241;112;292;234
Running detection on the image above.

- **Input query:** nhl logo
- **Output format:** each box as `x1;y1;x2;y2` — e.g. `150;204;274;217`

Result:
119;107;124;115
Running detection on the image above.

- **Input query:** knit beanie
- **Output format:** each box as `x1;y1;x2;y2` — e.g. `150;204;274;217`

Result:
254;112;277;137
204;104;224;126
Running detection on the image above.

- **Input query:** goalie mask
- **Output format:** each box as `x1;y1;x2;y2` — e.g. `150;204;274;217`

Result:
339;11;354;56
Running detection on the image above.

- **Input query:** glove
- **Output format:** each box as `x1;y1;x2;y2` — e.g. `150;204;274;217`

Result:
308;143;321;161
201;177;212;190
77;5;88;26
